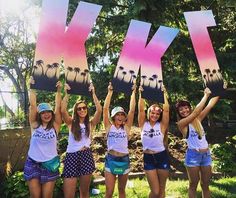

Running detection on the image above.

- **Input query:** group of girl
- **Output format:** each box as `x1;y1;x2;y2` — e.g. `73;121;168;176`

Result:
24;77;220;198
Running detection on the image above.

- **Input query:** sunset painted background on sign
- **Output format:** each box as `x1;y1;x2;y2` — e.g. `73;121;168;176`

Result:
112;20;179;103
184;10;224;96
31;0;101;95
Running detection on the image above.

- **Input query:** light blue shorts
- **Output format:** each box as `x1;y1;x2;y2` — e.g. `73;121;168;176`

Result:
185;149;212;167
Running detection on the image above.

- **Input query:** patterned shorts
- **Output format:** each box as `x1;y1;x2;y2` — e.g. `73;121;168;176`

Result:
23;157;59;184
62;148;95;178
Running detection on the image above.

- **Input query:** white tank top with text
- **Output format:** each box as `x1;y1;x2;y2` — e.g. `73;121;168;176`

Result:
107;125;128;154
28;125;58;162
187;124;208;150
141;121;165;152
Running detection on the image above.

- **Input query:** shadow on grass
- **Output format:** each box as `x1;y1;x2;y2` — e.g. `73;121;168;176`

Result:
210;178;236;198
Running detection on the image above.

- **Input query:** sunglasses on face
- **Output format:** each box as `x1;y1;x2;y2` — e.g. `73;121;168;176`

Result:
77;106;87;111
149;128;155;138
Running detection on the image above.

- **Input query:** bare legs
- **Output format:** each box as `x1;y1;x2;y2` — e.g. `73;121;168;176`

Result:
63;174;92;198
186;166;212;198
28;178;55;198
145;169;169;198
105;171;128;198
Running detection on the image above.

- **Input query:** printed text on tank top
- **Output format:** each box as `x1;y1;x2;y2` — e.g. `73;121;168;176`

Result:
32;126;56;139
186;124;208;150
142;122;162;138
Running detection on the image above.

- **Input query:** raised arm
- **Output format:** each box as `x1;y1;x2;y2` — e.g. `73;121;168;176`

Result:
28;77;37;127
138;86;146;128
61;84;72;126
198;82;227;122
177;88;211;134
103;82;113;132
198;96;219;122
160;86;169;134
90;83;102;130
53;81;62;132
126;84;136;130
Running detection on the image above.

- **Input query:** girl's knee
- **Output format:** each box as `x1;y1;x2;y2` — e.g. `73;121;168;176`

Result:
200;182;210;191
189;181;198;189
106;188;114;197
150;190;159;197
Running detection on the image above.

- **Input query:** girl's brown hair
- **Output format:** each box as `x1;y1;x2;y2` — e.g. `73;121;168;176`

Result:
71;101;90;141
35;111;55;130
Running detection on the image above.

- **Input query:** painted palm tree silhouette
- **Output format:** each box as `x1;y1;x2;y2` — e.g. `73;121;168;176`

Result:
158;80;163;89
152;74;158;88
203;74;207;82
212;69;217;81
141;75;147;86
52;63;59;78
45;64;54;77
73;67;81;82
129;70;135;83
116;66;124;78
148;77;154;87
32;65;38;76
209;73;213;81
121;71;127;81
66;66;73;81
80;72;86;83
84;69;90;83
205;69;211;82
132;74;137;83
35;60;44;75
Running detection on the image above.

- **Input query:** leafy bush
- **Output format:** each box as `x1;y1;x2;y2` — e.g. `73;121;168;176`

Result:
58;135;68;154
212;135;236;175
1;169;95;198
1;171;29;198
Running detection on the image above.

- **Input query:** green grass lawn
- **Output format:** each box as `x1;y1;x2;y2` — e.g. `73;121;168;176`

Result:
90;177;236;198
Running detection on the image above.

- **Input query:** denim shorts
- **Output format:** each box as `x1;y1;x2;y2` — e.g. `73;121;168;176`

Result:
105;153;130;175
185;149;212;167
143;150;170;170
24;157;59;184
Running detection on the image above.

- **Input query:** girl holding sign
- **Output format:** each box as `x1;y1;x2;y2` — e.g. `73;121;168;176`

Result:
103;82;136;198
138;86;170;198
24;78;62;198
61;83;102;198
175;88;220;198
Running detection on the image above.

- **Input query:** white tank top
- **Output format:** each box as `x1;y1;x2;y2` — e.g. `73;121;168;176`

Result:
66;123;91;153
28;125;58;162
141;121;165;152
187;124;208;150
107;125;128;154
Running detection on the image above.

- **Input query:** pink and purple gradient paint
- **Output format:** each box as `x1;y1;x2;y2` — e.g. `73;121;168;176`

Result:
32;0;101;95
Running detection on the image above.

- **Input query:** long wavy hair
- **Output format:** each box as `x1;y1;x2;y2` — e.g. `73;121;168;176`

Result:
147;104;163;122
71;101;90;141
35;111;55;130
175;100;203;138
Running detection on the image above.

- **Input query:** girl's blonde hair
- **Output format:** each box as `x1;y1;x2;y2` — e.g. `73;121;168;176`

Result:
176;100;203;138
